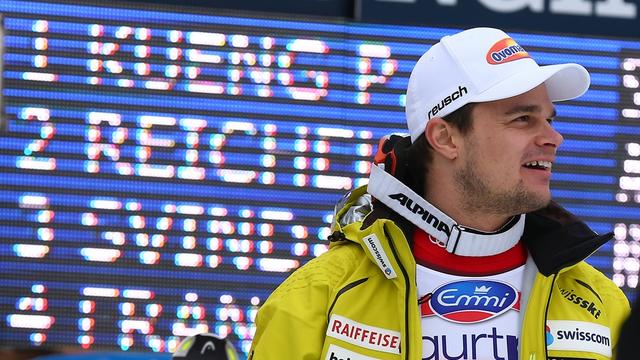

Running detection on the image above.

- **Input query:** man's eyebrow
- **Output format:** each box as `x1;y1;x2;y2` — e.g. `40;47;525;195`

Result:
504;105;557;118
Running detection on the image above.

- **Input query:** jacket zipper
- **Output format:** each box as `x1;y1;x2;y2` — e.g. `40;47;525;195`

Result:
327;277;369;317
541;273;558;360
384;225;411;360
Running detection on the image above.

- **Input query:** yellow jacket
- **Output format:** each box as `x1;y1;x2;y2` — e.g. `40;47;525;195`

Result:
250;186;629;360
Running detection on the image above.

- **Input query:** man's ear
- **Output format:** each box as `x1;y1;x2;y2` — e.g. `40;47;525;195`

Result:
425;117;459;160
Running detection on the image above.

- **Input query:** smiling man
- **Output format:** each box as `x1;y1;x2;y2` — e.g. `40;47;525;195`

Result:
249;27;629;360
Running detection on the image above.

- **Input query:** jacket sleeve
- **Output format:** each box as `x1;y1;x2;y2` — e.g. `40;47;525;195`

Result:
248;257;335;360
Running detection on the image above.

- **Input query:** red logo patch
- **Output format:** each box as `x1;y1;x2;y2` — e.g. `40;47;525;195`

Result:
486;38;530;65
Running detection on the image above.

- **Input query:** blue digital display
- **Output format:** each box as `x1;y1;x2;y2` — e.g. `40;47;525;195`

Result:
0;0;639;358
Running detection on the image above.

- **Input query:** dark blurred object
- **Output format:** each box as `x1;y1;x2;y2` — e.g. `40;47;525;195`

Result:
616;292;639;360
0;348;60;360
172;333;238;360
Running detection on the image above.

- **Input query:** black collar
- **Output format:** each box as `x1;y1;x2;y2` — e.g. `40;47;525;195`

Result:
522;201;612;276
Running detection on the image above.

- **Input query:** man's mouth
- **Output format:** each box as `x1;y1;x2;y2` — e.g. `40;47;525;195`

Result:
522;160;552;171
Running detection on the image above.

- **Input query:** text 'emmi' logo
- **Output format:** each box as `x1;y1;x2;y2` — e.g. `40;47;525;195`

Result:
389;192;451;236
427;85;467;119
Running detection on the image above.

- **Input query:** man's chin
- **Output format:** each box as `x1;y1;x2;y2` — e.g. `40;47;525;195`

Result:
523;191;552;213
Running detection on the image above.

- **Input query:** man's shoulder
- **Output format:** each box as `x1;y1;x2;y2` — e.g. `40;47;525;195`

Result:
268;241;367;300
295;241;366;281
563;261;629;305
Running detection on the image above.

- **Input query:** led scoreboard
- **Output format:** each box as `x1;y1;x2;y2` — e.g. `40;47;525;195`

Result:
0;0;639;358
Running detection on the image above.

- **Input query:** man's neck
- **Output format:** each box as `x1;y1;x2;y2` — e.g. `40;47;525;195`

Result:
424;176;512;233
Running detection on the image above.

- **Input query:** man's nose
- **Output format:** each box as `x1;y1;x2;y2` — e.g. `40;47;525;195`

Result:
537;121;563;148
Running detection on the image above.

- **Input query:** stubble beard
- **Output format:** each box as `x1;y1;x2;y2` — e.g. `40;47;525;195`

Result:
454;154;550;217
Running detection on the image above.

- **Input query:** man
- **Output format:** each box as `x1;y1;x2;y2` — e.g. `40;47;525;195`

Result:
249;27;629;360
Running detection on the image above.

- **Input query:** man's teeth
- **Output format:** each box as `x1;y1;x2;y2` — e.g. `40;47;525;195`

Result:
524;160;552;169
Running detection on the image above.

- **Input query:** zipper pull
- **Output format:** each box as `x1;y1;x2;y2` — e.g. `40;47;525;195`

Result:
529;353;536;360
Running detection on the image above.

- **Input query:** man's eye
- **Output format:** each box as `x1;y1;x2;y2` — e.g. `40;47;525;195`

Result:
515;116;530;122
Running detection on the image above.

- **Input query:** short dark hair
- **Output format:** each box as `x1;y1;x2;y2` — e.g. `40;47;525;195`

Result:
406;103;476;196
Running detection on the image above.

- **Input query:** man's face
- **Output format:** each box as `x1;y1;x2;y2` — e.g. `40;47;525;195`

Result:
454;84;563;217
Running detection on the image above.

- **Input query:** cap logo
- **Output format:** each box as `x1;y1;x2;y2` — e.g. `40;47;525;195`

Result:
427;85;468;119
486;38;530;65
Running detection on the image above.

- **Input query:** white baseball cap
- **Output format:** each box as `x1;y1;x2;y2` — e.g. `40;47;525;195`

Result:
405;27;590;142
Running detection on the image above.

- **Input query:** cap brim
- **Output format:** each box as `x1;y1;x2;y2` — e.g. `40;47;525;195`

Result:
471;63;590;103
